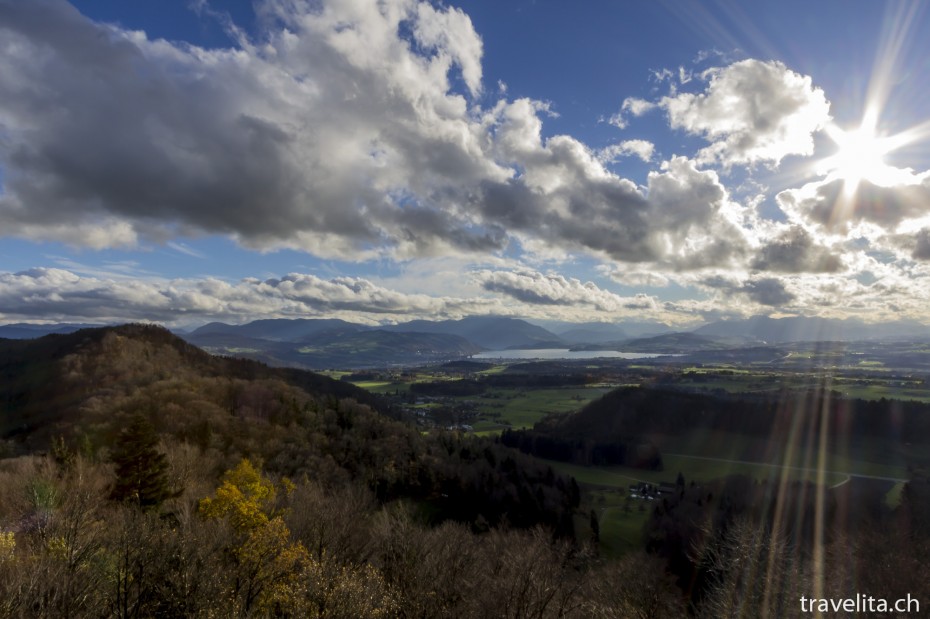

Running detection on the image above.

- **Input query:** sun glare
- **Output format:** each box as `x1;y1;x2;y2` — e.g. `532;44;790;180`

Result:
821;122;902;194
818;107;925;196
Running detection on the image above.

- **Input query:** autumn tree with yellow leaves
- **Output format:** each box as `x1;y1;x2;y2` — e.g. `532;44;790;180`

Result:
199;458;396;618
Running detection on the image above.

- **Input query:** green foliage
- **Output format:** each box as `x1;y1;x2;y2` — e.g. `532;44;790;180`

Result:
109;415;172;509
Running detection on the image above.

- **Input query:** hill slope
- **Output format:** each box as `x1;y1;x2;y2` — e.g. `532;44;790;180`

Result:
0;324;577;535
0;324;388;447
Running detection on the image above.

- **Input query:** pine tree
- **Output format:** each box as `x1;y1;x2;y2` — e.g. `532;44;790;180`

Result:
110;415;171;509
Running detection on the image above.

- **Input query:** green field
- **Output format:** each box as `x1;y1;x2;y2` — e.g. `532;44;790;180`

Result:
347;377;612;431
582;487;650;557
599;507;650;556
350;380;396;393
547;447;881;558
546;455;845;488
472;387;610;429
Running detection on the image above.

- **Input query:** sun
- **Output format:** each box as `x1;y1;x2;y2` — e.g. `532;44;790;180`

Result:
818;113;916;195
825;126;891;188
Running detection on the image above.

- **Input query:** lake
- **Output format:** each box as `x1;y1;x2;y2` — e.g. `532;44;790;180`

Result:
471;348;673;360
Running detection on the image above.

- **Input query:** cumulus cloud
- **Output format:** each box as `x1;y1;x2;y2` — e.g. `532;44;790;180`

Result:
751;225;843;273
643;157;749;269
0;267;500;324
0;266;714;326
623;97;657;116
474;269;657;312
475;104;749;267
7;2;927;327
605;97;656;129
661;59;831;166
597;265;670;288
741;277;795;306
698;273;796;308
0;0;509;257
0;1;758;270
598;140;655;163
777;176;930;234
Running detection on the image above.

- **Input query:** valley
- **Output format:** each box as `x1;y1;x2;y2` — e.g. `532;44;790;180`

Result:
1;321;929;616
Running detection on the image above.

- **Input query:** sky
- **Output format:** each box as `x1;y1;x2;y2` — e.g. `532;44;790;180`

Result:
2;0;930;329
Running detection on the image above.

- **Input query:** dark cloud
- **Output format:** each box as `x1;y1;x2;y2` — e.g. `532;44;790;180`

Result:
0;0;505;256
913;228;930;261
751;226;843;273
740;278;795;306
699;273;795;308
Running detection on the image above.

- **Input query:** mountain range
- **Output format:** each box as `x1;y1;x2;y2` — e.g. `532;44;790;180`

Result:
180;316;554;368
0;322;103;339
2;315;928;369
694;315;929;342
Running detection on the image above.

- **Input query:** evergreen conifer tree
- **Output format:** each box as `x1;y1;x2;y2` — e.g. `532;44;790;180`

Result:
110;415;171;509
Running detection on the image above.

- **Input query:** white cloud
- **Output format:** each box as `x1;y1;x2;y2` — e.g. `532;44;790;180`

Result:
661;59;831;166
477;100;749;266
597;266;670;288
604;98;655;130
605;112;627;130
0;267;498;325
623;97;657;116
598;140;655;163
474;268;656;313
0;266;710;326
413;2;484;97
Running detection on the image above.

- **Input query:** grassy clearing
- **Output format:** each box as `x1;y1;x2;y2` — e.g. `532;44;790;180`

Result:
475;365;508;375
599;507;649;557
474;387;609;429
544;452;849;489
651;431;909;481
582;487;650;557
831;382;930;403
350;380;394;391
544;460;662;486
658;454;849;486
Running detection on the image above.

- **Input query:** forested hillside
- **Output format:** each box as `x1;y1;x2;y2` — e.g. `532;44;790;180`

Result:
1;326;928;617
0;325;641;618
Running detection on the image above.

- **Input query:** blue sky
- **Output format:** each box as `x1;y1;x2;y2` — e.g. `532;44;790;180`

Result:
2;0;930;328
